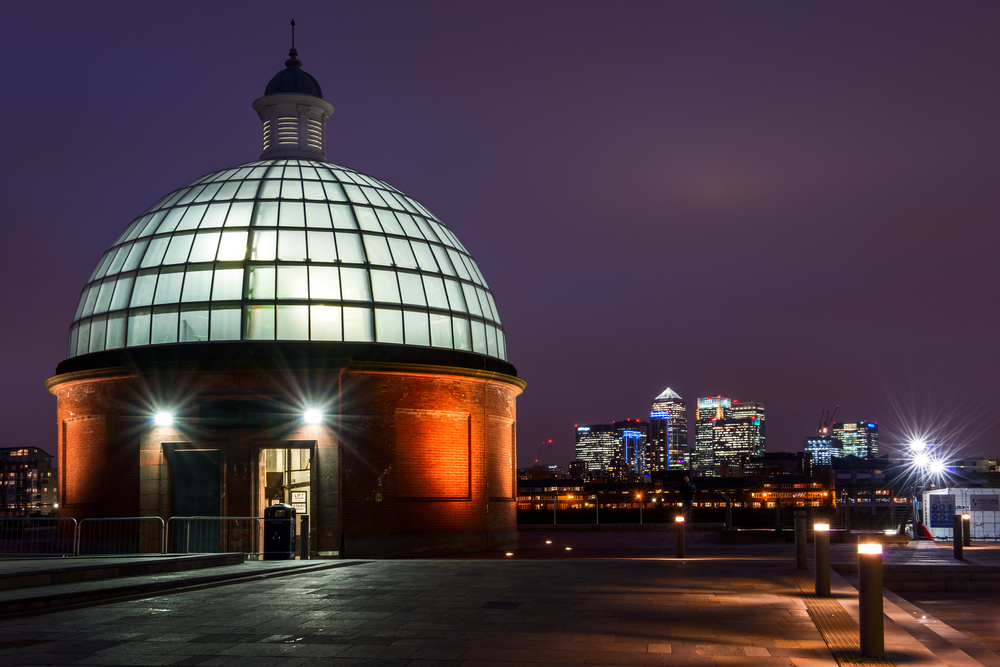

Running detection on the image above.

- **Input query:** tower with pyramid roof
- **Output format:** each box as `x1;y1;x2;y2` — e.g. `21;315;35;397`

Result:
649;387;688;470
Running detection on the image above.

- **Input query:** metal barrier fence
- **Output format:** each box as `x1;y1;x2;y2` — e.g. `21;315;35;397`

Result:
76;517;165;556
166;517;264;555
0;517;78;556
516;505;901;531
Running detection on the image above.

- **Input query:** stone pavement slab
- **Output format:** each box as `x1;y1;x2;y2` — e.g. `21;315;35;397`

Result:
0;558;838;666
0;549;998;666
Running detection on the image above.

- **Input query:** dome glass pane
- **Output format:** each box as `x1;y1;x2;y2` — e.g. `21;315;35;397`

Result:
68;159;506;361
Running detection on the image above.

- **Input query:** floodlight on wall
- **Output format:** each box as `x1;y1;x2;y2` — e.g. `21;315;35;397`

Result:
303;408;322;424
154;412;174;427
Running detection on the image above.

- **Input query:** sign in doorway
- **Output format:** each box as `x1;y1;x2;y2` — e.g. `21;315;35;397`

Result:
262;446;312;518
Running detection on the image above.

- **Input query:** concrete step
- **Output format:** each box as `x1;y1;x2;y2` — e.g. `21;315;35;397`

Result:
0;553;244;591
0;559;368;617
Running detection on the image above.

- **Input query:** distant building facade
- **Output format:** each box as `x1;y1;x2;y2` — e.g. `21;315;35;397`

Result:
832;422;879;457
804;436;842;466
575;424;619;472
712;418;764;476
731;401;766;451
568;460;588;480
0;447;57;517
744;451;812;478
694;396;732;475
648;387;687;471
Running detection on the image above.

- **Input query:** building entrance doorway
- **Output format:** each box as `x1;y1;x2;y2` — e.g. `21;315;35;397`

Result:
171;449;221;552
261;447;312;518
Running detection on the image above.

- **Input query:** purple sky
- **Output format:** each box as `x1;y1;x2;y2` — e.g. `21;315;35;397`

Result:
2;2;998;466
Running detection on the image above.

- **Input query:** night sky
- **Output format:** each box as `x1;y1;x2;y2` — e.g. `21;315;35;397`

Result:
2;2;998;466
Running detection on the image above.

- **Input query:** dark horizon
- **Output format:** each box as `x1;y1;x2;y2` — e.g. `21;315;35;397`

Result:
1;2;998;467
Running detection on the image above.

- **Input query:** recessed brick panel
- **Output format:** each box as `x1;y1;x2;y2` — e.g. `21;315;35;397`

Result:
394;409;471;500
63;416;107;506
487;416;514;501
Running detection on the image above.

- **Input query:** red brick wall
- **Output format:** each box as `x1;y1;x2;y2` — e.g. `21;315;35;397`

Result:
51;374;141;519
48;364;522;552
339;371;520;540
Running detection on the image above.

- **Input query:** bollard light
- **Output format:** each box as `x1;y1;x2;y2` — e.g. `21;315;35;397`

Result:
962;514;971;548
675;516;686;558
858;542;884;657
814;523;831;597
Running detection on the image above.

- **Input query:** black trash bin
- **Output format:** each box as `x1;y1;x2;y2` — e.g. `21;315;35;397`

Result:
263;503;296;560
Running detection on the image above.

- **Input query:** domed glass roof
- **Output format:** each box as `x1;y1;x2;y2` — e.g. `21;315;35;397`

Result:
68;158;507;363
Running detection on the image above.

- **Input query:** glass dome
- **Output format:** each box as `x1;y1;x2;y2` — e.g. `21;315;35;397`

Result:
67;158;507;363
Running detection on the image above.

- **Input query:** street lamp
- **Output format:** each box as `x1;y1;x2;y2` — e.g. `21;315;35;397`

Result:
906;437;953;539
636;493;643;525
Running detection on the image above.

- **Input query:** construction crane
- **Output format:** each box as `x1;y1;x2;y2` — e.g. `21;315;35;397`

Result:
818;405;839;435
534;439;553;464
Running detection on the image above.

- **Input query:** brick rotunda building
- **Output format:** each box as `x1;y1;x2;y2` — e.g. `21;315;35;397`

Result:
45;46;524;558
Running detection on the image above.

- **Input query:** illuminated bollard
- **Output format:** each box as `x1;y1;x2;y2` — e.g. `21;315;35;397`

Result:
953;515;963;560
858;543;885;658
795;509;808;569
675;516;685;558
962;514;971;547
814;523;830;597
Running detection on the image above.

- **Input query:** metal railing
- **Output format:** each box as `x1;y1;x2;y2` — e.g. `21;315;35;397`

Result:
76;517;165;556
0;516;286;557
0;517;77;556
166;517;264;555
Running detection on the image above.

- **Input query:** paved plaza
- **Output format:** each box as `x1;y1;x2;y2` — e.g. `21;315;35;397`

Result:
0;537;997;666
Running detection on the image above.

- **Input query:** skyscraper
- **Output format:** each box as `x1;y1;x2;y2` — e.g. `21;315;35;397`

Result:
712;413;765;475
648;387;687;471
614;420;649;477
575;424;619;472
832;422;879;457
731;401;766;452
694;396;732;475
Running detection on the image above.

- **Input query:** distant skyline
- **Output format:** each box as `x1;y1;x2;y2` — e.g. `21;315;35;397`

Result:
1;2;999;465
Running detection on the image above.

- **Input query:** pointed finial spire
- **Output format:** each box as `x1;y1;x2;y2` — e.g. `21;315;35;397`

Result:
285;20;301;68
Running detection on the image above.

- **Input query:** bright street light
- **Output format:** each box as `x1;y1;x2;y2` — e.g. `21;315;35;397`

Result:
909;439;927;452
929;460;945;475
913;453;929;469
154;412;173;427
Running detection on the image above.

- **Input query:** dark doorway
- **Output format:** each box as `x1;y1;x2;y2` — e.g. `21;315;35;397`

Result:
172;449;221;552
